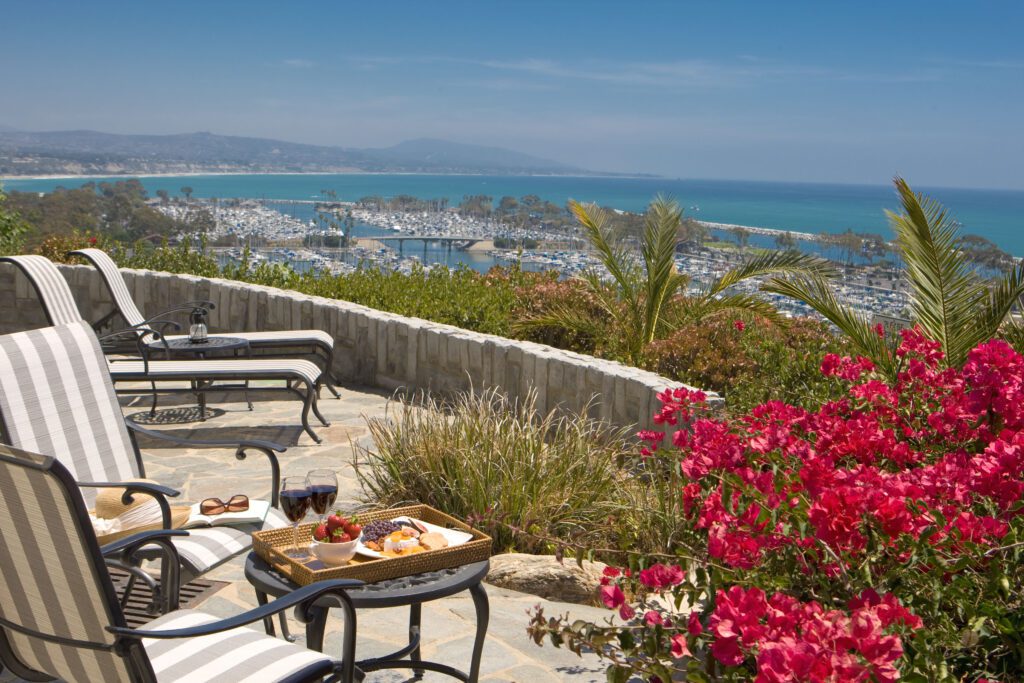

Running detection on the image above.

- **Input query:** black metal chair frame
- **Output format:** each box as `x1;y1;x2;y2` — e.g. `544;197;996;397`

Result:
0;399;284;614
0;446;362;683
1;256;330;443
69;248;343;399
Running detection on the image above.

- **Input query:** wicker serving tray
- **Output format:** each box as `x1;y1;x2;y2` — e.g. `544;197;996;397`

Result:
251;504;492;586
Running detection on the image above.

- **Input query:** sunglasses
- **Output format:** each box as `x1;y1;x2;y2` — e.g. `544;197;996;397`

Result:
199;494;249;516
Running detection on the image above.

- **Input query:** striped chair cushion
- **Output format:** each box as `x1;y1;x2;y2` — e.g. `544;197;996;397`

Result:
0;446;133;683
5;255;84;326
108;358;322;387
175;508;290;574
73;248;147;327
0;321;139;505
77;248;335;352
143;609;334;683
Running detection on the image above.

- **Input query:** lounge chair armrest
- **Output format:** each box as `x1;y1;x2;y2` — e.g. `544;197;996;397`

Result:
126;421;285;506
181;299;217;311
100;529;189;556
137;318;182;335
96;327;161;344
137;303;217;327
97;326;168;361
107;579;363;639
78;480;180;528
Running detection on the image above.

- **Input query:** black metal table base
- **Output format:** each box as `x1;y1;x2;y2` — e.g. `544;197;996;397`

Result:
245;555;490;682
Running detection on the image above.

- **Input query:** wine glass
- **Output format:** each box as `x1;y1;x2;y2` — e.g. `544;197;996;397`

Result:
307;469;339;524
280;476;312;559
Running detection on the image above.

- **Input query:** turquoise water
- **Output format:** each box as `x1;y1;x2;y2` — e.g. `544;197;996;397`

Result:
5;173;1024;254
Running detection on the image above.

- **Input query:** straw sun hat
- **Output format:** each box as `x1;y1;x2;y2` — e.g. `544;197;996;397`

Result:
90;479;191;543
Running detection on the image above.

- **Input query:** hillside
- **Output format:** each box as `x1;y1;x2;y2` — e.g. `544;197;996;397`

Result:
0;130;588;177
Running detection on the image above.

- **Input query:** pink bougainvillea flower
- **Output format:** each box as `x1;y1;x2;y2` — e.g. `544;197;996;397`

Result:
644;610;664;626
687;611;703;636
670;633;692;659
600;584;625;610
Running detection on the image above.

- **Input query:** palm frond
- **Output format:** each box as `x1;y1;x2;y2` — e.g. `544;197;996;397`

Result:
887;176;982;365
512;304;610;344
641;197;689;343
674;292;791;328
763;274;898;378
569;201;639;300
704;249;837;298
972;262;1024;360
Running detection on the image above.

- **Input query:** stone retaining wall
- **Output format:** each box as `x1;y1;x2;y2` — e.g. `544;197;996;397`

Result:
0;262;720;430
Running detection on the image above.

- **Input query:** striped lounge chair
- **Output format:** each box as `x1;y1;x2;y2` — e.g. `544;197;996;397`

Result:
0;443;361;683
71;247;342;399
1;255;329;443
0;320;292;606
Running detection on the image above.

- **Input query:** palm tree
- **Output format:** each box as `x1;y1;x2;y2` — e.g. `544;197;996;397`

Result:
763;177;1024;376
516;197;835;364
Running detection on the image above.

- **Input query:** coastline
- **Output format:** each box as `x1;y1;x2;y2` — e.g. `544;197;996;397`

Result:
2;173;821;242
0;170;653;181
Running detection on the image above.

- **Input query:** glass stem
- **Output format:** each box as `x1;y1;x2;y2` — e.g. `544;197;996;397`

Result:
293;522;299;553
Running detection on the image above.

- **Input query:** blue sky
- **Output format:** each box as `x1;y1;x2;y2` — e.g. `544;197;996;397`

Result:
2;1;1023;188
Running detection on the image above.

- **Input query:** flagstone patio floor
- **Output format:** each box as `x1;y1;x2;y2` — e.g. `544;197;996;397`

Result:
14;381;613;682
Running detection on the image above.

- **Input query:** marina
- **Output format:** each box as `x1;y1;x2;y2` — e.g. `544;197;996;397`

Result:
152;197;912;322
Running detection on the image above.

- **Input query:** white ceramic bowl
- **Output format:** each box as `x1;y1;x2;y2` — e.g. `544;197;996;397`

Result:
311;538;359;566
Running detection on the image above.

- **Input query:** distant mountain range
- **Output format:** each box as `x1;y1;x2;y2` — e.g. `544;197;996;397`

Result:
0;129;602;177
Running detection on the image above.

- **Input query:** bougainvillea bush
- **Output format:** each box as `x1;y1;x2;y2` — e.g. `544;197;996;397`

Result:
529;327;1024;682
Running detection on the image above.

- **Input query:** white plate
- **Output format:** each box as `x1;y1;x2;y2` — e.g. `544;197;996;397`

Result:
355;516;474;559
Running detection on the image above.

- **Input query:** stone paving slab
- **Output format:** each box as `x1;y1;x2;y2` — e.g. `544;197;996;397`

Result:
3;382;613;682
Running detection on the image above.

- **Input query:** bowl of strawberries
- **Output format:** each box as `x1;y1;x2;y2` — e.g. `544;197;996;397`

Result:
310;511;362;566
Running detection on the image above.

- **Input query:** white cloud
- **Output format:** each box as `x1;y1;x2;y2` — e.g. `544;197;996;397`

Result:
343;53;943;88
283;58;315;68
471;57;941;87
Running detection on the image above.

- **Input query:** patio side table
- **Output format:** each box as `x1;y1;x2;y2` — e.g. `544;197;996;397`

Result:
145;336;253;418
244;552;490;682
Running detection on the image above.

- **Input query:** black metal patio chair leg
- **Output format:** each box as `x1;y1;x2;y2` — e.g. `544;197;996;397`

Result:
149;381;159;416
322;345;342;400
301;391;322;444
324;379;341;399
311;390;331;427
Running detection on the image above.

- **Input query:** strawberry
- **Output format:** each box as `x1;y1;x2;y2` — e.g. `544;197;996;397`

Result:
312;522;329;542
344;522;362;538
330;528;352;544
326;512;348;533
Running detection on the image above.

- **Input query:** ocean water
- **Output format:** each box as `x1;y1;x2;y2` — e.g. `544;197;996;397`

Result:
5;174;1024;255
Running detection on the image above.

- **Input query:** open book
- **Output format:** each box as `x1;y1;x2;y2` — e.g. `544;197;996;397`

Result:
184;499;271;529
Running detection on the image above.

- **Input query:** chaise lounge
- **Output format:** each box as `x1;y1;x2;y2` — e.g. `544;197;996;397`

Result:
1;255;330;443
71;247;343;399
0;320;290;611
0;443;361;682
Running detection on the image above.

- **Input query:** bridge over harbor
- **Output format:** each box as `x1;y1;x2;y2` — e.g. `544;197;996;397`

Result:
354;235;489;253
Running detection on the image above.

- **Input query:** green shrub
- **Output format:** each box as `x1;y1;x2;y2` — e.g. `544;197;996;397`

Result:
35;230;118;262
353;388;632;553
220;256;541;337
119;237;221;277
511;275;609;355
645;316;848;412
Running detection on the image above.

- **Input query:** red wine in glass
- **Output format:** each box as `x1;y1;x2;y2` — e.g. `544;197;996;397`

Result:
281;489;312;522
280;476;312;559
307;469;338;520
